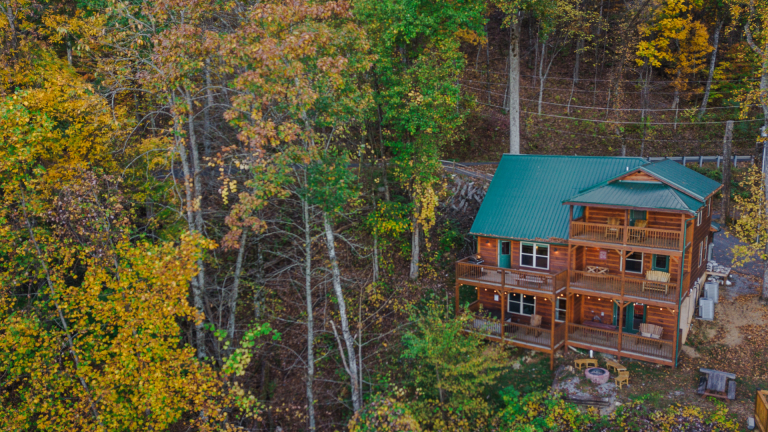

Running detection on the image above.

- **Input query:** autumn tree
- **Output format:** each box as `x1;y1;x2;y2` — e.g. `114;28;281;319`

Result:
637;0;713;124
730;165;768;298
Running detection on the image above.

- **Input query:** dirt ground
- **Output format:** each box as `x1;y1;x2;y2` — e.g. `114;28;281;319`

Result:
550;273;768;427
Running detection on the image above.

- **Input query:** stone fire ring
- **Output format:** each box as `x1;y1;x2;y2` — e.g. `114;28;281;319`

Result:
585;367;610;385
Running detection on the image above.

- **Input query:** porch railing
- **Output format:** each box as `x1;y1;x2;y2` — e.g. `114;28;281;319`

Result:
620;333;674;360
456;259;566;294
504;321;556;348
569;270;678;304
570;221;682;251
570;221;624;245
463;306;564;350
627;226;682;250
567;323;674;362
567;323;619;351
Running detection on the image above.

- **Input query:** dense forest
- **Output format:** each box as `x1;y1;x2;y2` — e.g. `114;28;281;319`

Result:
0;0;765;430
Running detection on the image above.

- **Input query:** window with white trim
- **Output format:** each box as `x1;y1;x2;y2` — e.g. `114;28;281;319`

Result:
697;210;702;226
625;252;643;274
704;237;708;262
555;297;567;322
698;241;703;266
707;199;711;217
520;243;549;269
508;293;536;316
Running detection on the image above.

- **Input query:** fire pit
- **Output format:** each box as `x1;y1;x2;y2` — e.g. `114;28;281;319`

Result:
585;367;610;385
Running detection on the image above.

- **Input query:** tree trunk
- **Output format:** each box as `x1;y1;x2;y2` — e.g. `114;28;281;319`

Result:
303;199;316;431
538;41;546;115
171;99;207;359
204;59;214;156
698;19;723;120
567;38;583;115
183;91;208;360
322;212;362;412
409;216;420;280
509;14;521;155
722;120;734;224
227;230;247;342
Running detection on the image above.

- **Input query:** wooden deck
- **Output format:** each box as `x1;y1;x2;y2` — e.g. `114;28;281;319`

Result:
569;270;679;305
456;259;567;296
567;323;675;366
466;309;565;354
570;221;682;251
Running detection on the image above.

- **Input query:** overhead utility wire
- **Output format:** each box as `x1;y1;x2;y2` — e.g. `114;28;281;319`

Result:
472;100;764;125
459;79;747;96
475;70;761;83
461;84;756;112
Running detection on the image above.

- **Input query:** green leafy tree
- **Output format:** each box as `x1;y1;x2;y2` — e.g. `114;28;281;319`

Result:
400;301;506;426
355;0;485;279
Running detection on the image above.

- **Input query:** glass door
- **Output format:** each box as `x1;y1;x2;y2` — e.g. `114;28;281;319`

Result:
613;302;647;333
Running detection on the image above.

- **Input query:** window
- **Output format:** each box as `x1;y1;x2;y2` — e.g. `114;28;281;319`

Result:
697;210;702;226
652;254;669;272
555;297;567;322
699;241;703;266
625;252;643;273
520;243;549;269
508;293;536;316
630;210;647;226
704;237;709;261
707;199;711;217
501;241;510;255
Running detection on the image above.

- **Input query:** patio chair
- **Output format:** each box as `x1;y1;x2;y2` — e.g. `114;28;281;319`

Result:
615;371;630;389
629;219;648;243
528;314;543;337
606;217;621;240
639;323;663;339
643;270;671;294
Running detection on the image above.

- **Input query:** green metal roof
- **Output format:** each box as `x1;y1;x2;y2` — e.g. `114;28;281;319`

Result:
638;159;722;201
469;155;647;242
563;181;704;213
711;221;722;232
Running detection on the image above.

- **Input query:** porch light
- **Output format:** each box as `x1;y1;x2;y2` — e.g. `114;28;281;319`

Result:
598;298;601;301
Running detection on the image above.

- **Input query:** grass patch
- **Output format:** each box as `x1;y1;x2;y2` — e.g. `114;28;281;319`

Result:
484;350;554;406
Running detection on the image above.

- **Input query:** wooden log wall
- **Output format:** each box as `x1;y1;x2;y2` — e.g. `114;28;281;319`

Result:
579;295;615;324
645;306;677;341
478;237;498;266
585;207;625;224
578;246;680;282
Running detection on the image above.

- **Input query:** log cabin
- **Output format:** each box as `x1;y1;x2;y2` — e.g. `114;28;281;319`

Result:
455;155;722;369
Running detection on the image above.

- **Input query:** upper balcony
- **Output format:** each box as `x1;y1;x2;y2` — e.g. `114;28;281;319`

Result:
569;221;683;251
456;258;567;297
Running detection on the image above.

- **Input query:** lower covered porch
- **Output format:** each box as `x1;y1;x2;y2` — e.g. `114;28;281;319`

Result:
461;287;566;367
565;292;677;366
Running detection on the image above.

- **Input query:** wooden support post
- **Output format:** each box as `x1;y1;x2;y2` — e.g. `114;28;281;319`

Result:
722;120;733;224
550;295;556;370
500;291;506;343
621;249;627;297
617;301;624;360
623;209;629;245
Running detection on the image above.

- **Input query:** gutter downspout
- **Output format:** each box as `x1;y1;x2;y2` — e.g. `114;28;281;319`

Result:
675;214;696;368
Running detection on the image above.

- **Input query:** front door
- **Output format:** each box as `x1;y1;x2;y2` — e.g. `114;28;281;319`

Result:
613;302;646;334
498;241;511;269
